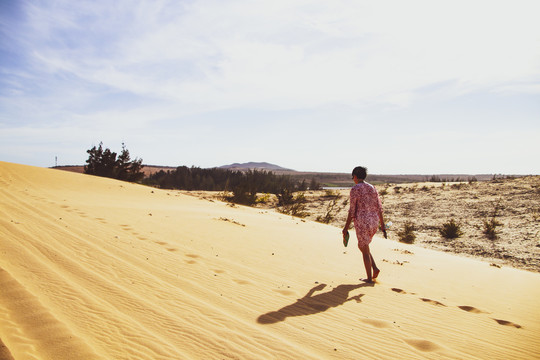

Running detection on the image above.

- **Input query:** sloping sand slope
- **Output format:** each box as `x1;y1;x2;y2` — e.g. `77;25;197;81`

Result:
1;161;539;359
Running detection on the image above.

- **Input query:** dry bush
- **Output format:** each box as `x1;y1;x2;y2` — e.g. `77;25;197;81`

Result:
397;221;417;244
483;200;503;240
279;192;309;218
439;218;463;239
483;218;502;240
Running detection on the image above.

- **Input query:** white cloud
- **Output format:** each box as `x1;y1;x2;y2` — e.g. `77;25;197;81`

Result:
1;0;539;172
15;0;540;111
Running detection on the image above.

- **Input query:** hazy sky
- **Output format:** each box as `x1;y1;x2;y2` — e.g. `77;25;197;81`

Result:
1;0;539;174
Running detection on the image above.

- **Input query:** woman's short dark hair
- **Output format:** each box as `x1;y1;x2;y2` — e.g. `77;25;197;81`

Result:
352;166;367;180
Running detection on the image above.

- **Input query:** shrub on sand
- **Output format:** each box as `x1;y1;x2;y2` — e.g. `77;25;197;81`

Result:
397;221;416;244
483;218;502;240
439;218;463;239
279;192;309;218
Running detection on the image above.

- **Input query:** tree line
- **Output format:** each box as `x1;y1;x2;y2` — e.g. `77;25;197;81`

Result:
143;166;318;205
84;142;145;182
84;143;320;205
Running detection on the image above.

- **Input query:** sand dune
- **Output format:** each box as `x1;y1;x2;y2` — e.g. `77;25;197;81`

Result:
1;161;539;359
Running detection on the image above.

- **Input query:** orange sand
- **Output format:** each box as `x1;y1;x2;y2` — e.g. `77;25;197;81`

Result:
1;161;539;359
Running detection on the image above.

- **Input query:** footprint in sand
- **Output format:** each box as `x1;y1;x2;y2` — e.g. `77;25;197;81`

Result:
493;319;522;328
360;318;392;328
404;339;442;352
167;248;178;252
185;254;200;264
420;298;446;307
272;289;294;295
458;306;487;314
214;269;225;274
233;279;252;285
155;241;167;246
391;288;406;294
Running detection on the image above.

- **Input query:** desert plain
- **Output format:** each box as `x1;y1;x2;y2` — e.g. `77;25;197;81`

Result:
1;161;539;359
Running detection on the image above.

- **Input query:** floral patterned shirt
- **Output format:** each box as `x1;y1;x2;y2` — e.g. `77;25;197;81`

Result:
349;182;383;246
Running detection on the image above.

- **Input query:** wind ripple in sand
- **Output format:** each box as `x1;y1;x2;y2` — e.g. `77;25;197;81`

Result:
360;318;392;328
403;339;442;352
0;268;101;360
0;338;14;360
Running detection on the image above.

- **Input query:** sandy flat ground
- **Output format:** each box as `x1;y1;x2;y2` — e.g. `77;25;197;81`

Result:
1;161;539;359
197;176;539;272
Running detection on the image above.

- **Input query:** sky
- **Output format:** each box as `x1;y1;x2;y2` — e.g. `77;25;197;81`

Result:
1;0;539;175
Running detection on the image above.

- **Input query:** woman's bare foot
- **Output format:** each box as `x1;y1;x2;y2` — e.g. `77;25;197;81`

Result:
373;269;380;279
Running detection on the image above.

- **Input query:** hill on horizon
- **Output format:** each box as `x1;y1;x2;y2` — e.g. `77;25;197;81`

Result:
51;162;514;185
218;162;294;172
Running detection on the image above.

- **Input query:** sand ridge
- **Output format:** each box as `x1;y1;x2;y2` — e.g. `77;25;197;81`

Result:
1;161;539;359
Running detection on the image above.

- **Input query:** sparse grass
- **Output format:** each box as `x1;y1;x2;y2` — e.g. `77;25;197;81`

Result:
323;189;341;198
439;218;463;239
256;193;272;204
316;198;341;224
278;192;309;218
532;209;539;222
483;218;502;240
397;221;416;244
483;199;503;240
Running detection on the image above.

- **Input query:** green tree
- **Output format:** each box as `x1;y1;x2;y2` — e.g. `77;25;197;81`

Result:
84;142;144;182
116;143;145;182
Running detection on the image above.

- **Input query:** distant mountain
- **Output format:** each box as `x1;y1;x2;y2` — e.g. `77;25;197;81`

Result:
219;162;295;172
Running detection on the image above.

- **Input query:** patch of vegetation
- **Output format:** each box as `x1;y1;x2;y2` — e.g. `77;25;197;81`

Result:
483;200;503;240
145;167;304;207
228;185;257;206
439;218;463;239
397;221;416;244
278;191;309;218
256;193;272;204
84;142;144;182
316;197;342;224
483;218;503;240
323;189;341;198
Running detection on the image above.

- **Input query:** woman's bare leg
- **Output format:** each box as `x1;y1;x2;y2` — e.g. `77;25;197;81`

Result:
359;245;372;282
371;254;380;279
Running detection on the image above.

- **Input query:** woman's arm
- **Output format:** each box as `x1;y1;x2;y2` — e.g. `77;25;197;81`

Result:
343;189;355;234
376;189;387;238
378;208;387;238
343;210;353;234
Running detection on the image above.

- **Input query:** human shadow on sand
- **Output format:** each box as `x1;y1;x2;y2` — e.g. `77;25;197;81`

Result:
257;283;372;324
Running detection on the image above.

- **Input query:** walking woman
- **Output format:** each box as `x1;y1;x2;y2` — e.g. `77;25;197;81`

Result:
343;166;387;282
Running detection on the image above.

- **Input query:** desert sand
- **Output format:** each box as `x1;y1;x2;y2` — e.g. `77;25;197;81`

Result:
1;161;539;359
